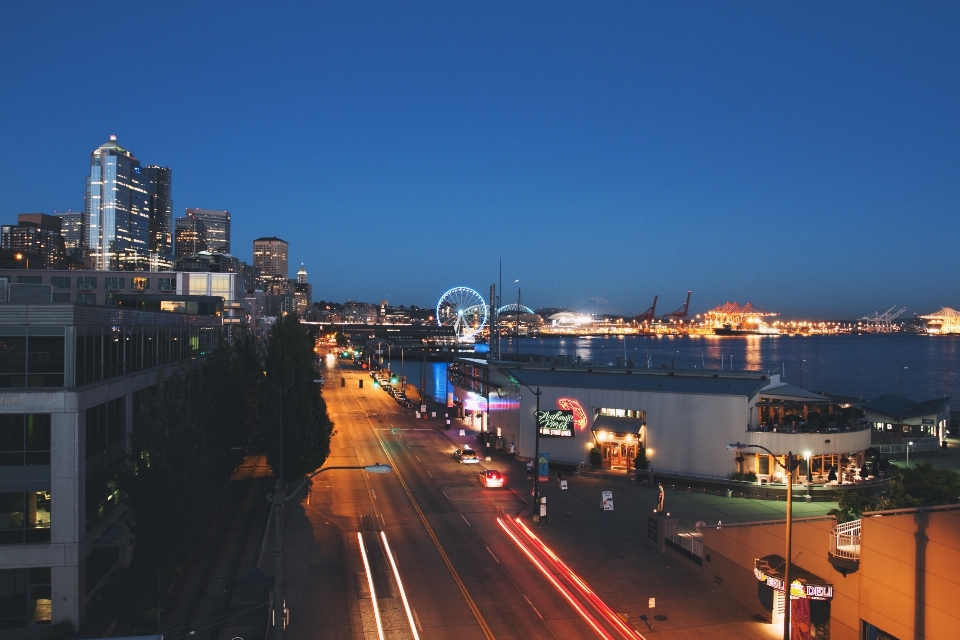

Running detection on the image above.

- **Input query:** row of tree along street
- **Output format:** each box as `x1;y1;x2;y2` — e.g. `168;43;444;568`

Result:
100;314;333;634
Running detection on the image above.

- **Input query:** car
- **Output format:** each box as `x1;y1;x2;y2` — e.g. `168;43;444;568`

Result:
454;448;480;464
479;469;504;488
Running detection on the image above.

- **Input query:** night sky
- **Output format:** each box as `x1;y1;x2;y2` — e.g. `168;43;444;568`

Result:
1;2;958;318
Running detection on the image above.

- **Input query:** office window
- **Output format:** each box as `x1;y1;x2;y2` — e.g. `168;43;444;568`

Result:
76;277;96;291
85;398;124;531
158;277;174;292
104;277;124;291
77;293;96;305
131;277;149;292
0;567;52;628
50;277;70;289
15;276;42;285
0;414;52;545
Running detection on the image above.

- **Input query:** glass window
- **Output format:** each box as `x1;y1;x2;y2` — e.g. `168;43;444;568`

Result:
211;274;230;297
188;273;208;295
15;276;42;285
77;293;96;305
76;277;96;290
50;277;70;289
104;277;124;291
0;337;26;388
158;277;174;292
131;277;149;291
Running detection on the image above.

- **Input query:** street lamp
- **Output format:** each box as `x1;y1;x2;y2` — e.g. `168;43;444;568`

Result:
900;366;908;397
728;442;797;640
268;461;391;640
906;441;913;469
507;372;542;522
14;253;28;269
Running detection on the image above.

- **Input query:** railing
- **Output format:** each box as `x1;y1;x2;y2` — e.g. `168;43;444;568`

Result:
830;519;861;562
874;440;940;455
747;420;871;434
663;520;703;558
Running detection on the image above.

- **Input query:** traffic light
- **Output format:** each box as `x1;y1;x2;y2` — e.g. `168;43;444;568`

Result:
390;375;398;384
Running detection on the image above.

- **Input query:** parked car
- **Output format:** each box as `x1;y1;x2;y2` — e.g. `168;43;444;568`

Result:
479;469;504;488
454;448;480;464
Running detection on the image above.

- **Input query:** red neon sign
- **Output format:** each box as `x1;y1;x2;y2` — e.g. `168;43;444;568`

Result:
557;398;588;430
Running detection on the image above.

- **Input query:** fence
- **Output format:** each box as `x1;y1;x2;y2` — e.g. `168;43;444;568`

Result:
874;439;940;455
830;518;861;562
663;520;703;558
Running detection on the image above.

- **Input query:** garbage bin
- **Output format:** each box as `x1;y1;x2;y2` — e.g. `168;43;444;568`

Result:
725;489;733;498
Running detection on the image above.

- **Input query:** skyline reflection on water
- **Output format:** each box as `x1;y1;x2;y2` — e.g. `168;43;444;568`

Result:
385;333;960;405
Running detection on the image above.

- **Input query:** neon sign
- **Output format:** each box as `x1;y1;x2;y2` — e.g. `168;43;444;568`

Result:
537;410;575;437
557;398;588;430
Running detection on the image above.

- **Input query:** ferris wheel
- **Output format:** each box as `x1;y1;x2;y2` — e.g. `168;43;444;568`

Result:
437;287;488;341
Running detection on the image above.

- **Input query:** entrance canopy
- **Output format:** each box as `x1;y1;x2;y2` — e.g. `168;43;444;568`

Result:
592;415;644;435
755;555;833;600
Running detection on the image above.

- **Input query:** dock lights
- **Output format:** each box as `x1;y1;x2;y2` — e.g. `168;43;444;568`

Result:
728;443;797;640
907;441;914;468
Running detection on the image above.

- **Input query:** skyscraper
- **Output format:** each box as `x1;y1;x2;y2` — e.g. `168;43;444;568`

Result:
83;136;150;270
186;208;230;254
54;210;83;265
174;216;207;259
1;214;66;269
253;237;288;279
142;166;173;257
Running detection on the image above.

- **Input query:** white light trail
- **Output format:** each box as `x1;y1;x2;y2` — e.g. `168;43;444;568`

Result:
381;531;421;640
357;532;385;640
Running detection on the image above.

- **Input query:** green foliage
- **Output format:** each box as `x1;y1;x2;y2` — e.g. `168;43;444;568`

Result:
45;620;75;640
589;447;602;467
335;331;347;346
634;446;650;470
262;314;335;482
830;488;868;523
730;471;758;482
120;333;263;563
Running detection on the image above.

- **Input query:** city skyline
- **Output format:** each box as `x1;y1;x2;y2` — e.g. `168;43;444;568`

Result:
1;3;958;318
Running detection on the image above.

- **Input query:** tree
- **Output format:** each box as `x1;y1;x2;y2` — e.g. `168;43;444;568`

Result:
261;314;334;483
832;463;960;521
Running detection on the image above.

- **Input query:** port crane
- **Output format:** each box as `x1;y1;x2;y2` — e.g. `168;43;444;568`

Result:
860;306;906;332
918;307;959;334
661;290;691;320
634;295;658;323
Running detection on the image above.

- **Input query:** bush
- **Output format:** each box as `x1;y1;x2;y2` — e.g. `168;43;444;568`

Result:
730;471;758;482
45;621;75;640
589;447;602;467
634;446;650;470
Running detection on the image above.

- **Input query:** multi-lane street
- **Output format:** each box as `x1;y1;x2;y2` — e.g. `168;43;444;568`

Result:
282;355;614;640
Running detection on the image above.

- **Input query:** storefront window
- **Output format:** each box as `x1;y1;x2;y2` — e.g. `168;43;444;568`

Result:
0;567;51;628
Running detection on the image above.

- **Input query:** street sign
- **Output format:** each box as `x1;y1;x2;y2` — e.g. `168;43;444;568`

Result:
560;480;568;491
602;490;614;510
421;404;427;413
459;429;465;436
648;598;655;609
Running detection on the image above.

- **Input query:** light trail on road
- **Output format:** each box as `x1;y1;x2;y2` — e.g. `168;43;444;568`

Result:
381;531;421;640
358;532;386;640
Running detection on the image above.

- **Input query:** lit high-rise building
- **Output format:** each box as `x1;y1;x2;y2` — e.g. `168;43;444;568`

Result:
174;216;207;259
253;237;288;279
186;208;230;254
142;166;173;257
54;210;83;265
83;136;150;270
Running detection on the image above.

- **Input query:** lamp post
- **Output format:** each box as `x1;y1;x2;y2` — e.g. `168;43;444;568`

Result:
906;441;913;469
900;366;908;397
14;253;29;269
508;372;542;521
268;462;391;640
799;359;806;389
728;442;796;640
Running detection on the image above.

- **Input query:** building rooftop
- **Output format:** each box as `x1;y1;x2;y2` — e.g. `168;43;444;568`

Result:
863;393;951;419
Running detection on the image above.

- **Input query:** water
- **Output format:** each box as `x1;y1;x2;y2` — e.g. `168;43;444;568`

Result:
386;333;960;404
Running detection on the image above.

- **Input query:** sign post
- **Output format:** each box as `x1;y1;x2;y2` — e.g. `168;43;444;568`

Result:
602;490;614;511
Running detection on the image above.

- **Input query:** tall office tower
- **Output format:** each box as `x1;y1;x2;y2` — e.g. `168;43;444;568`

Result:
1;214;66;269
142;166;173;256
253;237;288;279
174;216;207;259
83;135;150;270
186;208;230;253
294;263;311;316
54;210;84;265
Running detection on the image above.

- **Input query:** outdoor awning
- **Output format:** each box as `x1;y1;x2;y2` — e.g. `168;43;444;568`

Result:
591;415;644;435
754;555;834;600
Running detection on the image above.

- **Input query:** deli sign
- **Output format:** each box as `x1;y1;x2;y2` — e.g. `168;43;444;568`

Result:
537;410;575;437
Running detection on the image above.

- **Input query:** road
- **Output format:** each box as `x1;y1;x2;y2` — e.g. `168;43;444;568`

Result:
282;355;620;640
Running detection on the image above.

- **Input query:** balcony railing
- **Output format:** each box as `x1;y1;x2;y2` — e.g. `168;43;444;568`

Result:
748;419;870;434
830;519;861;562
664;520;703;558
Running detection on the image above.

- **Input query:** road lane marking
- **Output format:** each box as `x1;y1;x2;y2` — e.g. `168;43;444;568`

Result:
372;429;496;640
485;545;499;564
370;489;376;501
461;514;470;526
381;531;421;640
357;532;386;640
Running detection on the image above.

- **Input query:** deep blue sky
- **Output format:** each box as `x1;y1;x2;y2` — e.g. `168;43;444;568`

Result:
1;2;958;318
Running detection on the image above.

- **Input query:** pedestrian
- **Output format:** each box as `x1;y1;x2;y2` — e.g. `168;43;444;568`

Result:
509;442;516;456
526;460;533;479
